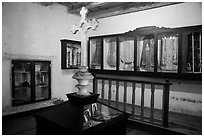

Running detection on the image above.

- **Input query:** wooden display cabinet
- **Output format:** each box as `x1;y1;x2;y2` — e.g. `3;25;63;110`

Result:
34;93;128;135
61;39;81;69
12;60;51;106
88;25;202;80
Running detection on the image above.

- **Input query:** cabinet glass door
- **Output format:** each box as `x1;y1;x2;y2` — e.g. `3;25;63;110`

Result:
137;35;155;72
90;38;102;69
157;34;179;73
103;37;117;70
119;36;134;71
183;31;202;73
12;61;32;106
35;62;50;101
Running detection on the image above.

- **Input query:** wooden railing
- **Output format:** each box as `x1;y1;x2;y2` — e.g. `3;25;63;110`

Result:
93;75;172;127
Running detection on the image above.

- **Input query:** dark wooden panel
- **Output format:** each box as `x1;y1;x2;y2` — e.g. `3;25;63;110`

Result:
108;80;112;106
150;84;155;122
123;82;127;112
115;81;119;109
131;82;136;117
140;83;145;121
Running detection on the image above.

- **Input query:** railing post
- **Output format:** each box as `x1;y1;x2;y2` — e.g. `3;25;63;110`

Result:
115;81;119;109
140;83;145;121
150;84;155;123
101;80;105;103
108;80;112;106
123;81;127;112
162;79;170;127
132;82;136;118
93;77;97;94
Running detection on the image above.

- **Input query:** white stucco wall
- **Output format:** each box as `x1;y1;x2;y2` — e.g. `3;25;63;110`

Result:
2;2;81;109
90;2;202;36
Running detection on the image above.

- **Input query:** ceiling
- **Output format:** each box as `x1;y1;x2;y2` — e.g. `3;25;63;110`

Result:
39;2;182;19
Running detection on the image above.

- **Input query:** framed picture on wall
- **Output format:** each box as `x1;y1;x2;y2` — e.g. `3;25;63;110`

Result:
83;108;91;122
91;103;98;115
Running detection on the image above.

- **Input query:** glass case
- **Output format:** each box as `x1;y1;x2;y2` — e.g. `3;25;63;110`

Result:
119;36;134;71
157;34;179;73
137;34;155;72
89;38;102;69
61;39;81;69
34;97;128;135
82;102;123;130
103;37;117;70
12;60;51;106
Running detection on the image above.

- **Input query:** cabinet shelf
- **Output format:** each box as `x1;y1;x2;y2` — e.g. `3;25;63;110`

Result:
14;86;30;89
35;84;48;88
14;71;30;74
35;71;48;73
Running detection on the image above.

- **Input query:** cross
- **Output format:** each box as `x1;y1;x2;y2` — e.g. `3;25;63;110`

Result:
71;6;99;67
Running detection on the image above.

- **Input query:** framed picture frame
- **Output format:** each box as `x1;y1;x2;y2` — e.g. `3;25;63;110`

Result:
83;108;91;122
91;103;98;115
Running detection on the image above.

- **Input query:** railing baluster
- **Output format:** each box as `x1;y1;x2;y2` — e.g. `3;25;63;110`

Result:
150;84;155;123
108;80;112;106
140;83;145;121
93;78;98;94
162;79;170;127
123;81;127;112
132;82;136;118
101;80;105;103
93;76;171;128
115;81;119;109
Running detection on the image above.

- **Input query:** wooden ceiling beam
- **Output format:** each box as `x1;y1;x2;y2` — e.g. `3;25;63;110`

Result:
38;2;182;19
88;2;182;19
